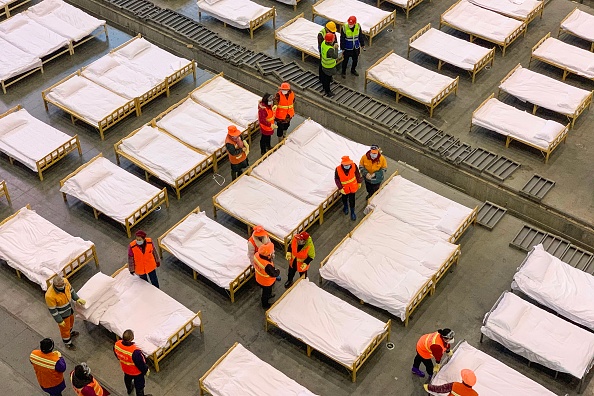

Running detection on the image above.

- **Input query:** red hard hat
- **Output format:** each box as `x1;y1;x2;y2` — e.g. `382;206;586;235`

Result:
295;231;310;241
324;32;335;43
258;242;274;256
227;125;241;136
461;369;477;387
348;16;356;25
253;226;268;237
280;82;290;90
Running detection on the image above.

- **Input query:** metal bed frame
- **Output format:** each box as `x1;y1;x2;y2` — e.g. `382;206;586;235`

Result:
198;2;276;39
558;8;594;52
0;180;9;204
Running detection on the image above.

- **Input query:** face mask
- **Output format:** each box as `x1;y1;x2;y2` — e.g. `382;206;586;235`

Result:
343;164;351;170
267;100;273;106
349;24;355;29
447;338;454;345
298;240;306;246
370;153;378;159
281;90;288;95
55;286;65;292
136;239;144;246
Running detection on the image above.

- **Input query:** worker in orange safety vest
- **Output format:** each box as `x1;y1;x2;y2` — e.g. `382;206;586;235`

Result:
274;82;295;141
284;231;315;288
128;230;160;288
247;225;274;266
424;369;478;396
70;362;109;396
114;330;152;396
254;242;280;309
258;93;276;155
412;328;455;379
225;125;249;180
30;338;67;396
335;155;362;221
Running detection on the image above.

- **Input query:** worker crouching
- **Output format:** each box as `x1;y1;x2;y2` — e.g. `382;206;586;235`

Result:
285;231;315;288
412;328;455;380
424;368;478;396
254;242;280;309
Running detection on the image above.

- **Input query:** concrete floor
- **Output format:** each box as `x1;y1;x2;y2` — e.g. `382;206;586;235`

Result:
1;1;594;396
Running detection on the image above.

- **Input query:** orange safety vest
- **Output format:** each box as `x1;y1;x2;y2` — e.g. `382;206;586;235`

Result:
70;371;104;396
114;340;142;376
248;235;269;251
30;350;64;389
450;382;478;396
225;135;247;165
129;238;157;275
254;253;276;287
290;238;311;273
336;165;358;194
275;91;295;120
416;332;446;360
259;102;275;133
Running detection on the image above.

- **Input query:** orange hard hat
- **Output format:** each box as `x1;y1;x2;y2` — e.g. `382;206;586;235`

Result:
325;32;335;43
348;16;357;25
280;82;290;90
253;226;268;237
227;125;241;136
341;156;353;165
295;231;310;241
258;242;274;256
460;369;476;387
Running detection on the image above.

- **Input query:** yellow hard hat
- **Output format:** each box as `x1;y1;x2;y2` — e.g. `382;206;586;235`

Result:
326;21;337;33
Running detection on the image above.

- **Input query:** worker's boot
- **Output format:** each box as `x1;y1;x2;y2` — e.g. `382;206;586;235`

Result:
70;331;79;338
343;204;349;215
351;69;359;76
65;343;77;351
411;367;425;377
350;209;357;221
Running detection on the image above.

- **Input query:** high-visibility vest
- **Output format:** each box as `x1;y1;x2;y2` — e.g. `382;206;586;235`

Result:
290;238;311;273
45;280;74;322
343;23;361;50
249;235;269;251
70;371;104;396
30;350;64;389
336;165;358;194
321;42;336;70
275;91;295;120
114;340;143;376
416;332;446;360
450;382;478;396
129;238;157;275
254;253;276;287
259;102;275;133
225;135;247;165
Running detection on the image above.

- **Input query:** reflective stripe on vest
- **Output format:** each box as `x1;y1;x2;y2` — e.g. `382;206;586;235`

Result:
224;135;247;164
30;350;63;389
416;332;445;359
450;382;478;396
30;352;58;370
130;238;156;275
254;253;276;286
343;23;361;50
275;91;295;120
291;238;310;272
114;341;142;376
70;372;104;396
321;42;336;69
337;166;358;194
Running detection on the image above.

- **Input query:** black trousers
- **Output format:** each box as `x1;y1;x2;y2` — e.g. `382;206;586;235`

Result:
231;159;249;180
261;284;274;307
342;49;360;74
124;373;146;396
320;70;333;95
341;193;356;211
138;269;159;288
260;134;272;154
364;181;380;199
275;119;290;137
413;353;435;376
287;262;307;283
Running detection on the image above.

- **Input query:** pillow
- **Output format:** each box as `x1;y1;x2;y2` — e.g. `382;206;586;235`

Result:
203;0;222;5
121;125;158;152
145;312;189;347
488;293;529;334
70;165;112;191
88;56;120;76
0;17;29;33
76;272;117;308
0;116;28;135
517;244;551;283
436;205;472;235
117;38;151;60
534;120;562;142
52;77;87;98
29;0;62;17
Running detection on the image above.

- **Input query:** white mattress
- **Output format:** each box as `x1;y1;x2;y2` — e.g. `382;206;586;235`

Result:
441;0;524;44
45;75;132;125
367;53;455;104
533;37;594;79
0;13;70;58
481;292;594;379
118;125;208;185
561;8;594;42
409;28;492;72
197;0;272;30
268;279;387;367
191;75;260;130
160;211;251;289
202;343;317;396
0;37;42;82
276;17;340;57
0;207;93;290
499;65;591;117
77;271;200;355
26;0;105;42
59;157;164;225
512;244;594;331
430;341;557;396
468;0;541;20
156;98;235;155
312;0;392;34
0;108;73;171
366;175;474;241
472;98;565;149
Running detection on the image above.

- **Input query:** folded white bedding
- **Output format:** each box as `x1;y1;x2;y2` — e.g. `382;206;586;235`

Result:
561;8;594;42
0;13;70;58
0;37;42;82
533;37;594;79
197;0;271;29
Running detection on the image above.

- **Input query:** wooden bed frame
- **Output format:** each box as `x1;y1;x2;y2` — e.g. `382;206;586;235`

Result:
0;105;83;181
439;0;527;56
72;22;109;49
0;204;99;289
495;0;544;24
365;50;459;117
408;23;495;83
312;0;396;46
111;265;203;372
1;62;43;95
559;8;594;52
198;3;276;39
379;0;424;20
157;206;255;303
498;63;593;129
59;153;169;237
1;0;29;18
265;277;392;381
471;93;569;164
0;180;9;204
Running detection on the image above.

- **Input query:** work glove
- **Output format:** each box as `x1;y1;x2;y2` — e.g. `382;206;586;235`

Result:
423;384;429;392
339;188;345;194
58;321;66;327
156;261;161;268
365;173;372;180
285;252;292;261
146;369;150;378
272;124;278;129
76;299;86;306
272;268;281;278
55;351;62;358
447;350;453;357
358;183;361;189
433;363;440;373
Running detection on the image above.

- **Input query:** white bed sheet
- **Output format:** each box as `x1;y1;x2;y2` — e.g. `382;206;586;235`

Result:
561;9;594;42
410;28;492;72
161;211;251;289
313;0;392;33
468;0;541;20
59;156;164;225
512;244;594;331
0;207;93;290
0;37;42;82
268;279;387;366
276;17;340;57
0;108;73;171
481;292;594;378
430;341;557;396
473;98;564;149
197;0;272;30
441;0;524;43
191;75;260;130
367;53;455;104
202;343;317;396
0;13;70;58
533;37;594;79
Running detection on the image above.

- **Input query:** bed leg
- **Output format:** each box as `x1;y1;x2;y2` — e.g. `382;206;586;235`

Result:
544;152;550;164
479;333;484;343
153;355;160;372
429;106;434;118
230;289;235;303
554;371;558;379
93;208;99;220
99;127;105;141
532;104;538;115
562;70;569;81
351;369;357;382
528;56;533;68
1;81;6;95
62;192;68;202
471;71;476;84
250;29;254;40
306;345;312;357
38;170;44;181
70;115;75;125
505;136;511;148
126;224;131;238
15;269;21;279
193;270;198;281
176;189;181;200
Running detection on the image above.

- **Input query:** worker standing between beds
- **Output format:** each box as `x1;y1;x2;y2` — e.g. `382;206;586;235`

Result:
412;328;455;379
114;330;152;396
30;338;67;396
423;369;478;396
340;16;365;78
247;225;274;266
359;145;387;200
320;33;339;97
335;155;362;221
128;230;160;289
258;93;276;155
70;362;110;396
254;242;280;309
45;276;86;350
284;231;315;288
225;125;249;180
274;82;295;142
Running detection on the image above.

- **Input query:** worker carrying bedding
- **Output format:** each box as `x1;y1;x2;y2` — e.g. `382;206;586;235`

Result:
424;369;478;396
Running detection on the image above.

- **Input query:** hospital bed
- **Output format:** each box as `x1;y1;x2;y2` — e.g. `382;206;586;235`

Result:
59;153;169;238
468;0;544;24
559;8;594;52
0;36;43;94
530;33;594;82
197;0;275;39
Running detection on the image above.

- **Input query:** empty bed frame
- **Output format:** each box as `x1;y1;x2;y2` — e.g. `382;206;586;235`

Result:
197;0;275;39
0;106;81;180
0;180;10;204
559;8;594;52
468;0;544;24
530;33;594;82
0;205;98;290
59;153;169;237
266;278;391;382
158;207;254;303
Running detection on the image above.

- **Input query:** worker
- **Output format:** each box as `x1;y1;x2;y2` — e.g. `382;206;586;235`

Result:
258;93;276;155
45;276;86;350
254;242;280;309
284;231;315;288
247;225;274;266
274;82;295;141
412;328;455;379
70;362;110;396
423;369;478;396
359;145;387;200
335;155;362;221
340;16;365;78
320;32;339;97
114;330;152;396
128;230;160;288
30;338;67;396
317;21;337;52
225;125;249;180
